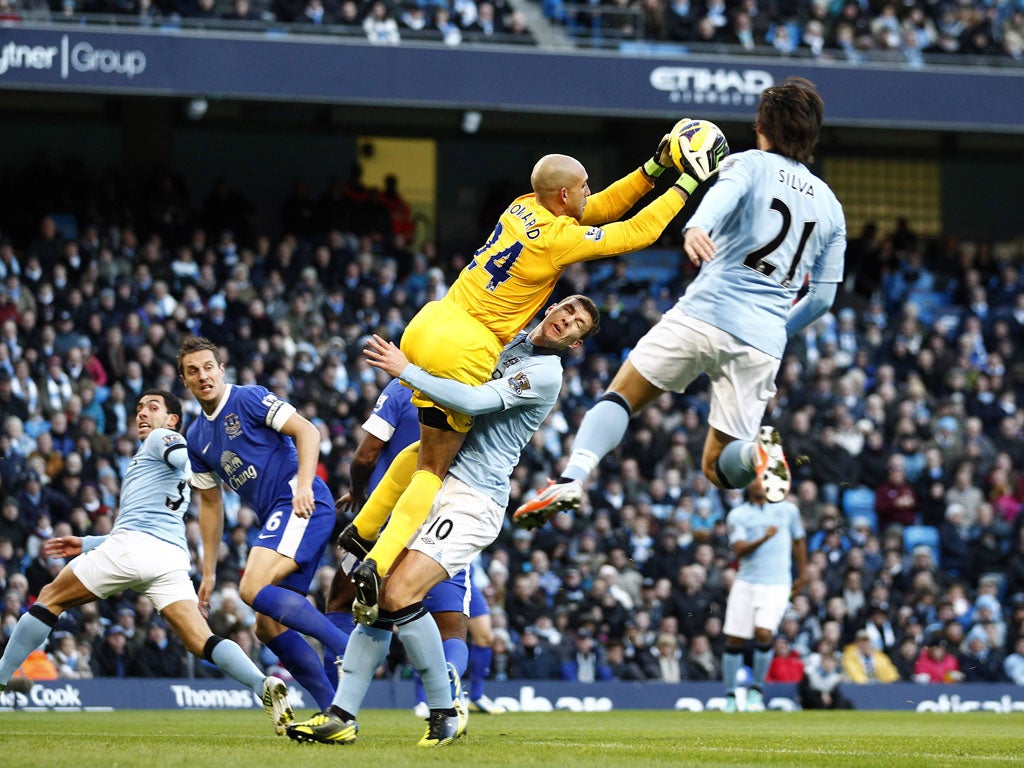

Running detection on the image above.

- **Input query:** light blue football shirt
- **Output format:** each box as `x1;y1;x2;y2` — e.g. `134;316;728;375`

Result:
100;427;191;552
404;332;562;507
727;498;804;586
682;149;846;358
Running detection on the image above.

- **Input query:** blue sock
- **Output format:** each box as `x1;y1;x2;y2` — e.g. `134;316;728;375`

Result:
323;611;355;682
210;638;265;694
267;630;334;711
716;440;756;489
752;642;774;690
468;643;492;701
252;585;349;659
564;397;631;481
335;624;392;718
0;611;54;684
444;637;469;678
722;651;743;696
394;607;450;709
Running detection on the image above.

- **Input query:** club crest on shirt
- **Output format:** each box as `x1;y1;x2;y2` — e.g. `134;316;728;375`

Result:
225;412;242;439
508;372;532;394
583;226;604;242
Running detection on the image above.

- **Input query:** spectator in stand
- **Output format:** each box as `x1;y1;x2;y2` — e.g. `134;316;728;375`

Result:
912;634;964;683
132;617;187;677
765;635;804;683
957;623;1006;683
876;455;919;530
511;626;561;680
364;0;401;44
665;0;698;41
605;637;647;680
1004;636;1024;685
466;1;505;36
799;648;852;709
90;625;136;678
842;628;900;683
640;631;683;682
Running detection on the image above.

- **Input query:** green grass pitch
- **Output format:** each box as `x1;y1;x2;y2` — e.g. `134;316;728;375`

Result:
2;709;1023;767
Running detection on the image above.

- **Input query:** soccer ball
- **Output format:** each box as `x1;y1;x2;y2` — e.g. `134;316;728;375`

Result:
668;119;730;180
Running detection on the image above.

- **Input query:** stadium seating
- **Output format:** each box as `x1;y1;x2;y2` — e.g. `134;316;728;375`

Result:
841;486;877;533
903;525;941;567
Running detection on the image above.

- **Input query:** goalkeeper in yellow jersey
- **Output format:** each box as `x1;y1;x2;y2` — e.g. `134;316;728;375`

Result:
340;126;724;625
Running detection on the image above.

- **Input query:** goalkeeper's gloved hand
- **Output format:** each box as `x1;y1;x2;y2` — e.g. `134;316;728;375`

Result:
673;171;701;196
642;133;672;178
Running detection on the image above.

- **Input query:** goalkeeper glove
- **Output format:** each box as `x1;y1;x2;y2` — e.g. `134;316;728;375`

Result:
642;134;672;178
674;171;700;196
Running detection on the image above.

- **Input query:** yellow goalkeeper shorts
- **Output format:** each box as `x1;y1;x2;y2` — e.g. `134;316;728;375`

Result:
399;299;503;432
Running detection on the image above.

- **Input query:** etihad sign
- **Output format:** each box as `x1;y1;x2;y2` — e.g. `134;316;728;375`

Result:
0;36;146;79
650;67;773;106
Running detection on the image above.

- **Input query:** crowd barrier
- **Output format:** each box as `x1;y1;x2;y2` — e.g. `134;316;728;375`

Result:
3;678;1022;714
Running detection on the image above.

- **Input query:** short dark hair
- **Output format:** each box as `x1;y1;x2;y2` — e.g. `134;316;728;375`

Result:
755;77;824;164
561;294;601;341
176;335;221;377
140;389;183;433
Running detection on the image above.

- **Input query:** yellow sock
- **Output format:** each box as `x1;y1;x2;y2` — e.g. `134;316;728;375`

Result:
353;442;420;540
367;469;443;576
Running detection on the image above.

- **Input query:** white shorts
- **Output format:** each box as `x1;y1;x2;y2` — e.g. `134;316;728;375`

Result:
628;308;779;441
407;474;504;578
722;578;790;640
69;529;198;612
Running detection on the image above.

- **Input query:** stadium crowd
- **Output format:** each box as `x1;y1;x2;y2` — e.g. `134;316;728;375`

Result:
547;0;1024;62
0;0;535;46
3;0;1022;62
0;157;1023;692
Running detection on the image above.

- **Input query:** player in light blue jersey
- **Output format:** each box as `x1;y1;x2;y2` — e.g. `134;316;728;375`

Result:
286;294;600;747
330;379;506;717
515;77;845;528
721;475;807;712
177;337;350;714
0;390;293;734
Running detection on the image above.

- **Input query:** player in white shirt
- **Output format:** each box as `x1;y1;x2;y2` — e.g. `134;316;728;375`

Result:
515;76;845;528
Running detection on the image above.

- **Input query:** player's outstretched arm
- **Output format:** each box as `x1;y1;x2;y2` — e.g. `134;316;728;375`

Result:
364;335;504;417
42;536;83;559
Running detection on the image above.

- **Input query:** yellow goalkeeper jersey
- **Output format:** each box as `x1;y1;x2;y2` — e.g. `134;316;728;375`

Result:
445;168;685;345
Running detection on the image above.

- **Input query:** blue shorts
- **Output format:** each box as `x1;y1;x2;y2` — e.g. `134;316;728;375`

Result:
469;581;489;619
254;486;335;594
423;567;470;615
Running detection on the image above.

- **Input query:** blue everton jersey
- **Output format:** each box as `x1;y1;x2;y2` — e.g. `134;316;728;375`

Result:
727;499;804;586
186;384;327;522
112;427;190;552
450;333;562;506
682;149;846;358
361;378;420;494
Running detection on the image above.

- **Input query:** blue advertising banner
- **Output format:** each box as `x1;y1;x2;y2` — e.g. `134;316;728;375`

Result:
1;25;1023;131
3;678;1023;713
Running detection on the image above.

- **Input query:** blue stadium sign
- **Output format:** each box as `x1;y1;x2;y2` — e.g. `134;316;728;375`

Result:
1;26;1023;132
